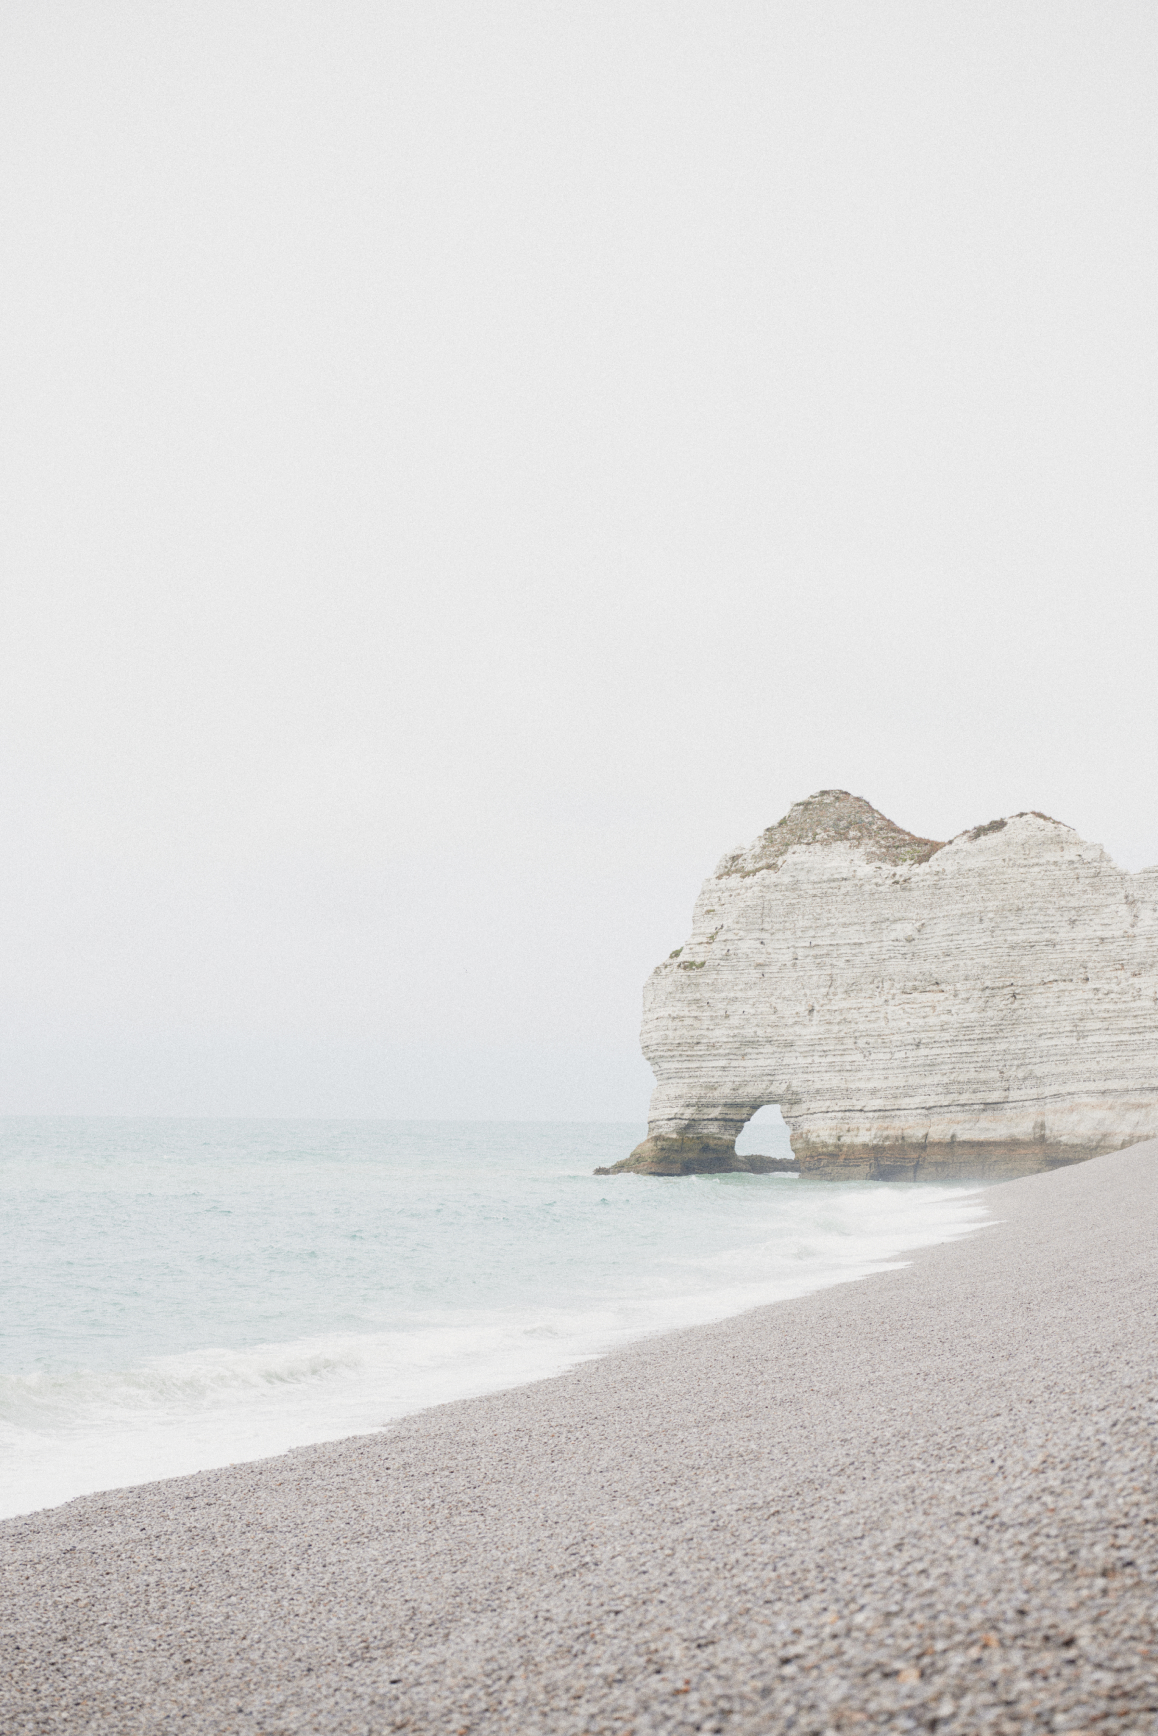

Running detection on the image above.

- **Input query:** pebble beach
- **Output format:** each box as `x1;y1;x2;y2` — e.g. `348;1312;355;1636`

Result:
3;1142;1156;1735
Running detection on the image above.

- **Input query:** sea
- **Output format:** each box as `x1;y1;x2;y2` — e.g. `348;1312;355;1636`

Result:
0;1118;989;1520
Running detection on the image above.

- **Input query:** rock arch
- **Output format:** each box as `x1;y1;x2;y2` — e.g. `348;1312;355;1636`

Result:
602;791;1158;1180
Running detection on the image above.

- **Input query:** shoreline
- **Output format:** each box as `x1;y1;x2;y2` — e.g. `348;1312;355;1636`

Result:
0;1170;984;1522
3;1144;1156;1733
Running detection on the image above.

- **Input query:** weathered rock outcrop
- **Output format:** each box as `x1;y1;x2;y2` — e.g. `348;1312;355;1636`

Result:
602;791;1158;1181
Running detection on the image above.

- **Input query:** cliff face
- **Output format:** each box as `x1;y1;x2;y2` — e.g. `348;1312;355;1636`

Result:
608;791;1158;1181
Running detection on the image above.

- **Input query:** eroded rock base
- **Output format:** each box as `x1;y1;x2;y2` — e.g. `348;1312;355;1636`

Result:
599;1136;1136;1181
793;1138;1108;1183
594;1137;797;1177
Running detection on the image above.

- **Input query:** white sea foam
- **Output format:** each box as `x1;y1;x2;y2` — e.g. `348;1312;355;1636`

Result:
0;1119;989;1517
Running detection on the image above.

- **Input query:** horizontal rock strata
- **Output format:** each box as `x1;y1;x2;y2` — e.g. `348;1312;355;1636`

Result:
608;790;1158;1179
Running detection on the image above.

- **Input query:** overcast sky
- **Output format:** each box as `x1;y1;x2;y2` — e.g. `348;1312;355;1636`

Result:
2;2;1156;1118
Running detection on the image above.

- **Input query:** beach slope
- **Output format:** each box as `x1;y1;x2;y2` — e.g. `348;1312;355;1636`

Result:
3;1144;1156;1733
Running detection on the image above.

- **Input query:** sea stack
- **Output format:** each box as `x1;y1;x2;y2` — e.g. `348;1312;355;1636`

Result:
604;790;1158;1180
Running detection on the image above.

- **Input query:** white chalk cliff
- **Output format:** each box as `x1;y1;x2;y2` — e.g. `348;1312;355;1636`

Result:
605;791;1158;1180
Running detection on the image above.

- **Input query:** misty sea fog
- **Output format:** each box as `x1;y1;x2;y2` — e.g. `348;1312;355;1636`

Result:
0;1117;987;1518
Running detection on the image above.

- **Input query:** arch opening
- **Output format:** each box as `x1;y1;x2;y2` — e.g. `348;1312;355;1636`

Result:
734;1102;793;1162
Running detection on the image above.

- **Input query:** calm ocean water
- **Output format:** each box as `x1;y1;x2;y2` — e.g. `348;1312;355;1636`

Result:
0;1119;988;1518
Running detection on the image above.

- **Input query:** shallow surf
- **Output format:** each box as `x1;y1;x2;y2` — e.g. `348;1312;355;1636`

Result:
0;1117;987;1516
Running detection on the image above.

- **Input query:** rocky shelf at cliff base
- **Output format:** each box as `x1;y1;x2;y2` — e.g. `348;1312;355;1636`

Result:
600;789;1158;1181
